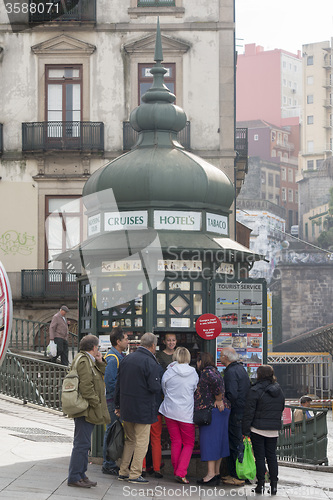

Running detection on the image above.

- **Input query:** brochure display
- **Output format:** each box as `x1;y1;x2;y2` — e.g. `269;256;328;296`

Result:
214;279;267;377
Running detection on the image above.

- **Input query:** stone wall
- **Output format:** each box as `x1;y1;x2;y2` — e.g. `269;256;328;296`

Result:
277;263;333;341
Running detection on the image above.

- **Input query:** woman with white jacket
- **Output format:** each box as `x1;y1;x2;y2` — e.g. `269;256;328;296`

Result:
159;347;199;484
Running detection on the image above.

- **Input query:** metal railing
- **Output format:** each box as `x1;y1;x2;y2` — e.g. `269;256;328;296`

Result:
22;121;104;152
29;0;96;23
235;127;248;159
10;317;78;359
123;120;190;150
0;352;67;411
277;405;328;465
21;269;78;299
137;0;175;5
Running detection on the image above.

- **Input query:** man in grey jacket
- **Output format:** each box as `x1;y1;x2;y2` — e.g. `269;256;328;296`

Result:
49;305;70;366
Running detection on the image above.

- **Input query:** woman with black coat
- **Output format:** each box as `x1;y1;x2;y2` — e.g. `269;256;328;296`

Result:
242;365;285;496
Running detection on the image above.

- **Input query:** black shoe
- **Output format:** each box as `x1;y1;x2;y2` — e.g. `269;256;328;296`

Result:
118;475;129;481
270;481;278;495
196;476;220;486
141;471;146;477
128;476;149;484
102;467;119;476
253;480;265;494
154;472;163;479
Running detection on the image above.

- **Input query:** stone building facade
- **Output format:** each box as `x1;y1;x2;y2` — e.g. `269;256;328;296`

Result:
0;0;239;325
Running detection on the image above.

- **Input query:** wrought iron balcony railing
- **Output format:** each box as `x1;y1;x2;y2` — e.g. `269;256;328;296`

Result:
123;120;190;151
0;124;3;154
29;0;96;23
137;0;175;6
21;269;78;299
235;127;248;160
22;121;104;153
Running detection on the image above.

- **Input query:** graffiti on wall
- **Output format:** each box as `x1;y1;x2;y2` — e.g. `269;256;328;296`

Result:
0;231;36;256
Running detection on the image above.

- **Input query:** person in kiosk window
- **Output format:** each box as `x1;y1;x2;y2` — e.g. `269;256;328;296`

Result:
156;333;177;370
102;327;128;476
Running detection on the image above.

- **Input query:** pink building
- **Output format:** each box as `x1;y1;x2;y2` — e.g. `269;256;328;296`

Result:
236;44;302;128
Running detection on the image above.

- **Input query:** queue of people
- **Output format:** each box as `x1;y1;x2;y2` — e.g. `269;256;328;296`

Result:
65;330;285;496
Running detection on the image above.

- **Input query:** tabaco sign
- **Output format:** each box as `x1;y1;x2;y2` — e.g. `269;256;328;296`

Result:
196;314;221;340
0;262;13;367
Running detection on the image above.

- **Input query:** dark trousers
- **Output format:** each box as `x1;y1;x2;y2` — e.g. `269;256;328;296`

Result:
102;399;118;470
51;337;69;366
68;416;95;484
250;432;278;482
227;413;243;478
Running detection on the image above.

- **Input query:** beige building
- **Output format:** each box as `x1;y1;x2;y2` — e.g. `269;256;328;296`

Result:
300;39;333;174
303;202;329;243
0;0;241;324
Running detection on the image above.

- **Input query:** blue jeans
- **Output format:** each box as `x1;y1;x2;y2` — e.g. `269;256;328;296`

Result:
68;416;95;483
102;399;118;470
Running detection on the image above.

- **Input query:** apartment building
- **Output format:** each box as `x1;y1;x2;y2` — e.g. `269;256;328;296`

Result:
236;43;302;127
0;0;240;323
237;120;299;231
300;39;333;173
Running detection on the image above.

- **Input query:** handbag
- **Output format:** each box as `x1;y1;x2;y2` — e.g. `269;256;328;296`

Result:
193;407;212;426
106;419;125;461
236;436;256;480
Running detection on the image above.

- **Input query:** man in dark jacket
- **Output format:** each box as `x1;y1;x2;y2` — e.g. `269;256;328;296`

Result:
115;332;161;484
102;326;128;475
221;347;251;486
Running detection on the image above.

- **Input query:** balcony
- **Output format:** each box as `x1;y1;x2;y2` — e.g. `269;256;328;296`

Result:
0;124;3;154
29;0;96;23
22;121;104;153
137;0;175;5
21;269;78;299
123;120;190;150
235;128;248;195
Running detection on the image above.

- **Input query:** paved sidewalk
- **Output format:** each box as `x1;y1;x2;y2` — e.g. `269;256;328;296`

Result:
0;394;333;499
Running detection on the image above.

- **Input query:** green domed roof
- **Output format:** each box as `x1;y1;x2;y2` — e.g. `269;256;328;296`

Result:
83;19;234;215
83;147;234;213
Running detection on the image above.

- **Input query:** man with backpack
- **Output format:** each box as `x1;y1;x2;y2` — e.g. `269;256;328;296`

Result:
102;327;129;475
67;334;110;488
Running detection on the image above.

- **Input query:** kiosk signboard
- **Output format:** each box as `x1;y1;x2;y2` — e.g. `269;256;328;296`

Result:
214;279;266;378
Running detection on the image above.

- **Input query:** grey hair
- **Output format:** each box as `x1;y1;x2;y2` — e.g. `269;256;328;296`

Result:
140;332;158;348
222;347;239;363
79;334;99;352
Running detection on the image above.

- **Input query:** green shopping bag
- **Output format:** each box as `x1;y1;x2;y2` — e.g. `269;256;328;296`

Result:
236;436;256;480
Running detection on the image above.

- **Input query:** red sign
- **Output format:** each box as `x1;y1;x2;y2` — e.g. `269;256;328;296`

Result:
0;262;13;367
196;314;221;340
